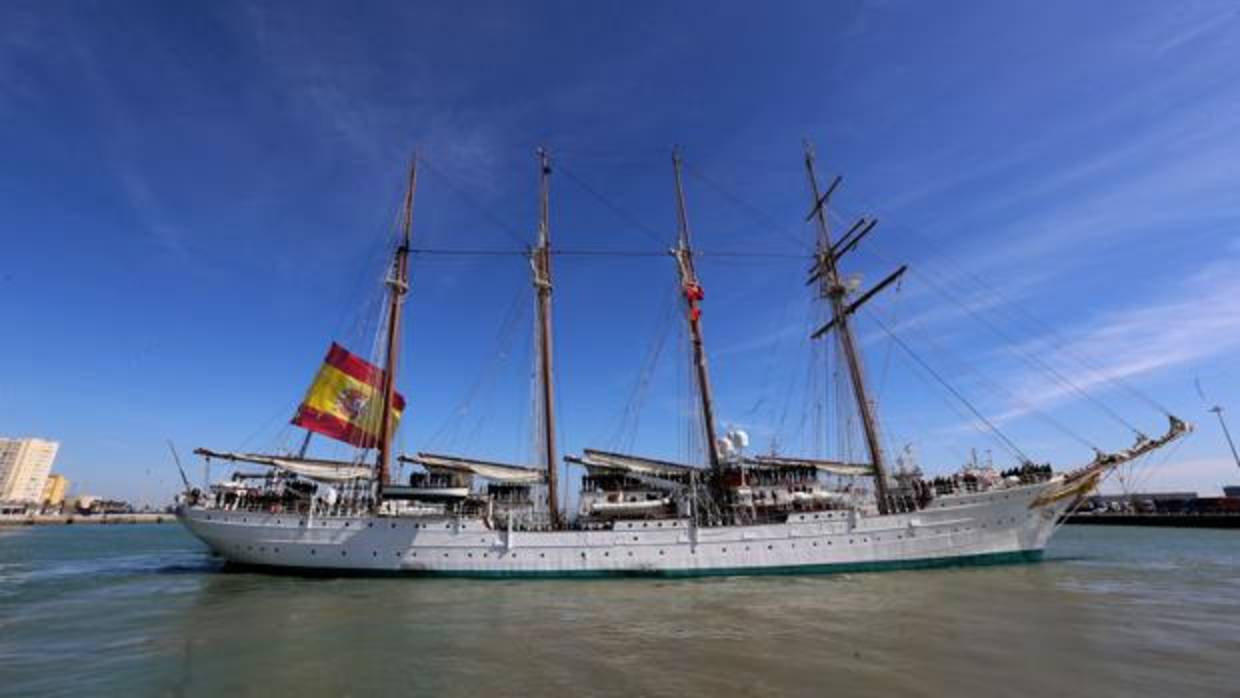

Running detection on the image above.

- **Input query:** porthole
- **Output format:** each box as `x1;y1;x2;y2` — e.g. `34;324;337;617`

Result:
659;550;665;555
341;551;347;557
391;523;397;529
722;547;728;553
541;553;546;558
274;547;280;553
767;545;773;550
368;522;373;528
344;522;350;527
443;553;449;558
311;549;317;555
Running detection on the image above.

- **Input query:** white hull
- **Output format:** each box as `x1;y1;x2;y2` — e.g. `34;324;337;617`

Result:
178;479;1074;577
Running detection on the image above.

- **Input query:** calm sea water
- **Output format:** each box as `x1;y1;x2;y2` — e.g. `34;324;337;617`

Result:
1;524;1237;697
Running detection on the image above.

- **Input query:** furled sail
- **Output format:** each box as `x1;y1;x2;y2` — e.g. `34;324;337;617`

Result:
400;453;545;484
193;448;373;482
291;342;407;448
744;455;875;477
567;449;703;479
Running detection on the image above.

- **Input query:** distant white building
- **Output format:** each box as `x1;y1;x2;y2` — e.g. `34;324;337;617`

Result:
0;438;59;504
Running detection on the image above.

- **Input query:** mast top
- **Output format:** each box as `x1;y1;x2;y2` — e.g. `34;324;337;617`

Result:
537;147;552;249
671;146;693;252
401;151;418;249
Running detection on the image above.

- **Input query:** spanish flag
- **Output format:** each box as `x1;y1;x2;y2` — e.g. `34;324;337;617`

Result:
291;343;406;448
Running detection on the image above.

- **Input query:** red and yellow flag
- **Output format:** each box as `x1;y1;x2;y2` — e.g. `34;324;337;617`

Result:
291;343;406;448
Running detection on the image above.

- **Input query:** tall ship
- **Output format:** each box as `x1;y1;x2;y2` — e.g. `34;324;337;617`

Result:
176;145;1189;577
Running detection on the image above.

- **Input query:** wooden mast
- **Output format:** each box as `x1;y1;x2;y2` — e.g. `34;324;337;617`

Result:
802;142;892;513
376;153;418;490
532;147;562;529
671;148;722;474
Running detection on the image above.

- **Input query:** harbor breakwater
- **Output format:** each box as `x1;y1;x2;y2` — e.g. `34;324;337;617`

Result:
0;513;174;526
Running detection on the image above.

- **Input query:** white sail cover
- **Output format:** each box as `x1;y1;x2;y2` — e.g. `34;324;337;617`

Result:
572;449;703;478
194;448;373;482
745;455;874;477
402;453;545;484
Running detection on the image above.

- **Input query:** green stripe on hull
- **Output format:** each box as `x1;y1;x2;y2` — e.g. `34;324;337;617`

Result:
224;549;1045;579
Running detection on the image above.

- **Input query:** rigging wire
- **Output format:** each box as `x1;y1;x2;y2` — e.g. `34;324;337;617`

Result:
410;247;805;259
864;292;1098;452
651;160;1127;460
868;311;1033;464
426;284;529;451
418;155;529;248
827;193;1172;420
681;160;813;254
556;160;668;247
856;238;1145;438
599;280;678;452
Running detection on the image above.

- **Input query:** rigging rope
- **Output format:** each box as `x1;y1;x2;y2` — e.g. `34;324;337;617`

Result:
599;281;678;452
907;261;1144;437
868;312;1033;464
556;161;668;246
411;247;806;259
827;193;1172;420
426;284;529;450
865;295;1098;452
681;161;812;254
418;155;529;248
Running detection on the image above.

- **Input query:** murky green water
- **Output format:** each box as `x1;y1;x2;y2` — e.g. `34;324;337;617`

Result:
1;524;1237;697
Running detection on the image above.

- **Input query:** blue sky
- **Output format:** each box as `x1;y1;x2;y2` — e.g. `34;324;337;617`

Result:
3;0;1239;504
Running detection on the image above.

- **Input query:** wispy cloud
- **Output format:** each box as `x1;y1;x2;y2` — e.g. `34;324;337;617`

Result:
994;257;1240;423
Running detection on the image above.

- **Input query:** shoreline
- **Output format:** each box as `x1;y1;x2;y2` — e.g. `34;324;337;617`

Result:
0;513;175;527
